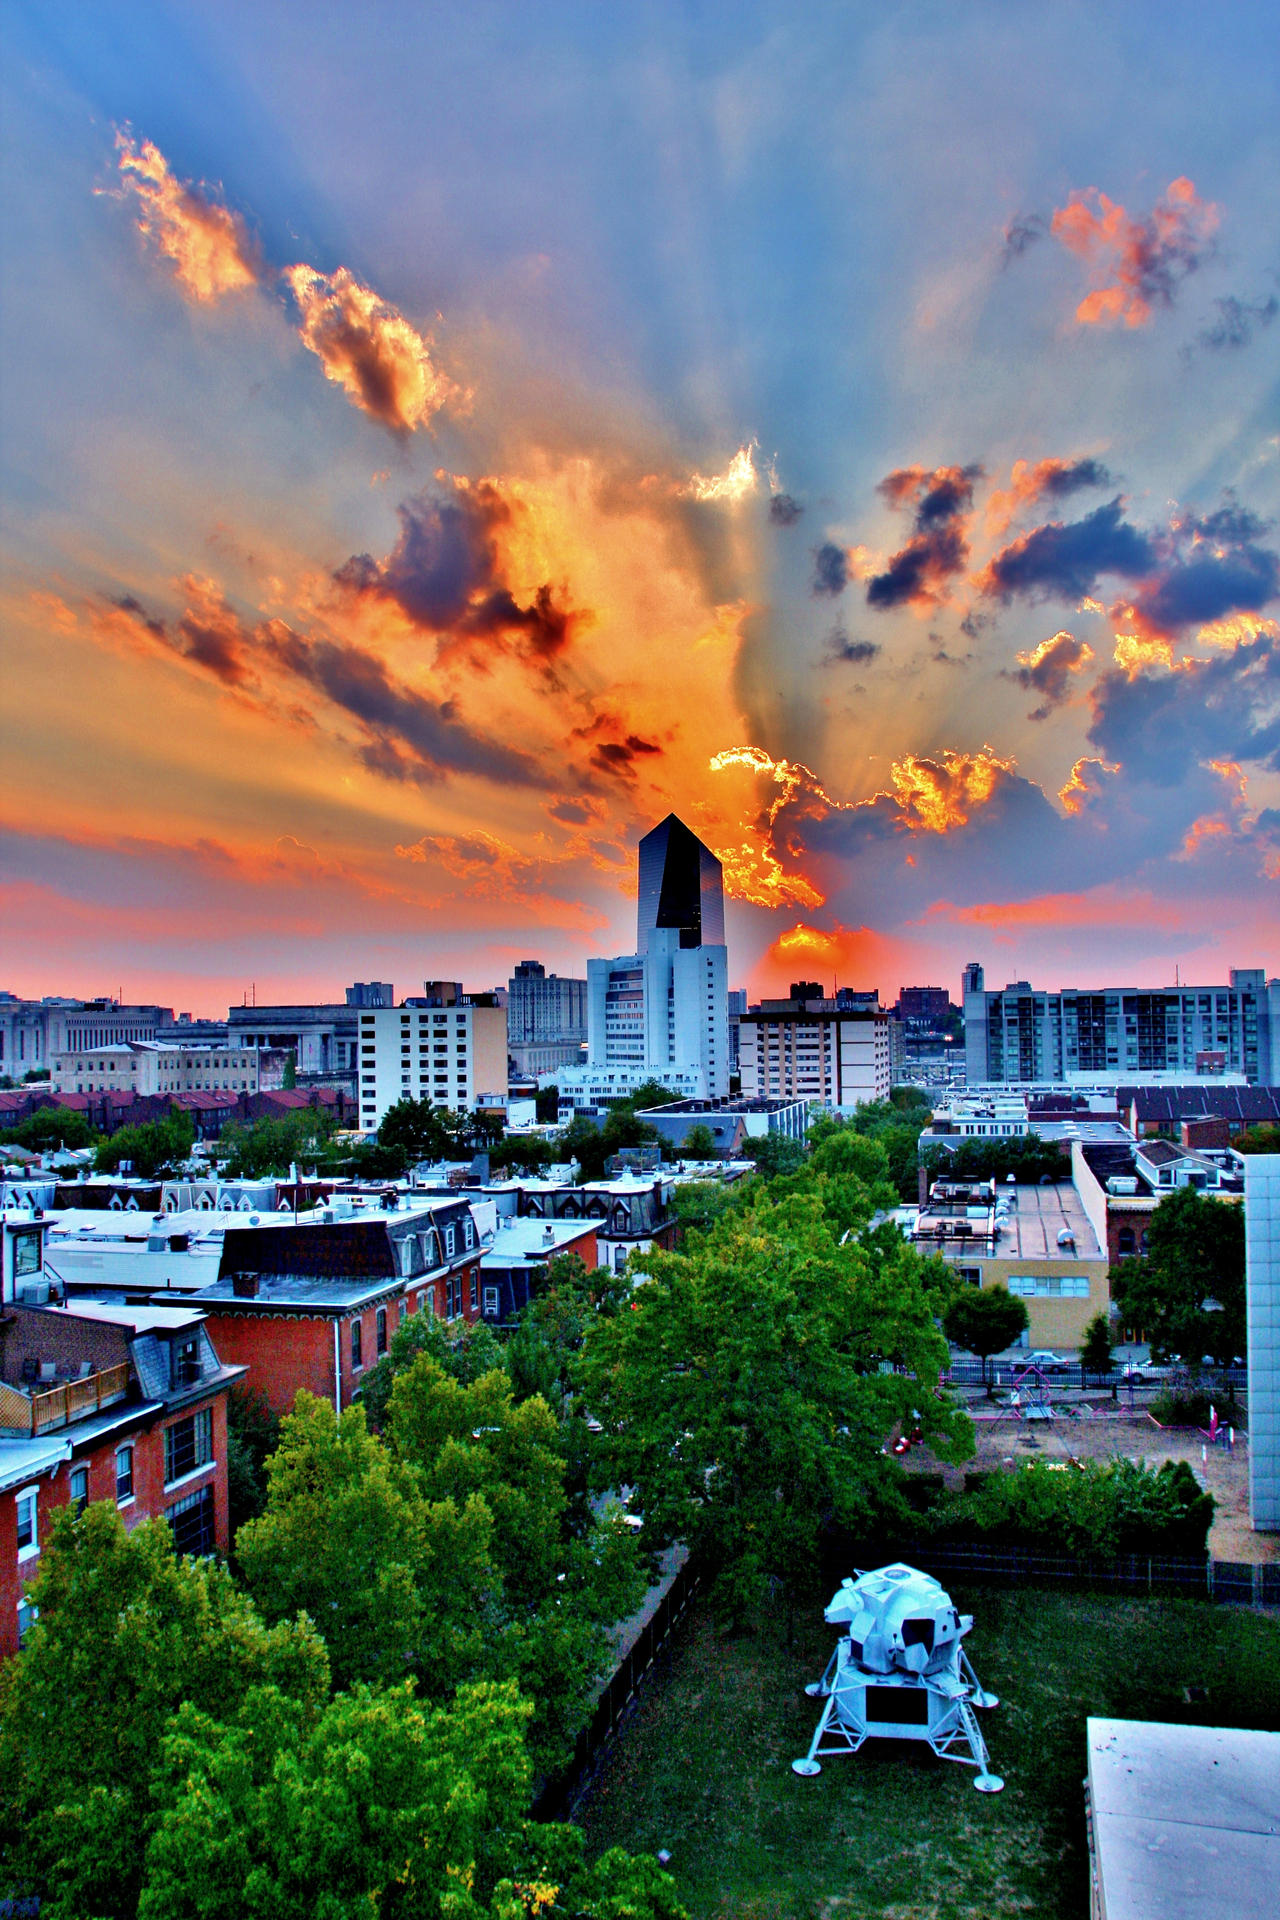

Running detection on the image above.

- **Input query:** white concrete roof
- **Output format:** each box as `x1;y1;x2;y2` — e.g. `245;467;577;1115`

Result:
481;1219;596;1263
53;1300;205;1332
0;1435;72;1491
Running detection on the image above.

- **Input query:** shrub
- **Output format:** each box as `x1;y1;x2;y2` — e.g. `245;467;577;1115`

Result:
924;1456;1214;1558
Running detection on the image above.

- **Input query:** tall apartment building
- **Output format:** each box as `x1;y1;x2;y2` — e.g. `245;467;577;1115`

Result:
962;964;1280;1086
557;814;730;1111
507;960;588;1079
738;984;891;1109
357;996;508;1130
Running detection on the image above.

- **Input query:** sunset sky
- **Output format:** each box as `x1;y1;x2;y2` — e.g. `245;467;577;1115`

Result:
2;2;1278;1014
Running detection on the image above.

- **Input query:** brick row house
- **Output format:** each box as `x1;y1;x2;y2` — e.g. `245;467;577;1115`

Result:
0;1210;244;1658
197;1198;489;1416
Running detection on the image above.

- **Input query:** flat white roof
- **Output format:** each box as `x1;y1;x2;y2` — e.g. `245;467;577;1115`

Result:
482;1219;596;1262
1087;1718;1280;1920
0;1436;72;1491
54;1300;205;1332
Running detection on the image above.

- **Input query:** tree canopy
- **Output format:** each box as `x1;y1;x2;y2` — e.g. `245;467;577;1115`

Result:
237;1374;644;1772
942;1286;1029;1390
0;1504;682;1920
1110;1186;1246;1364
95;1110;196;1178
577;1171;970;1627
0;1104;98;1151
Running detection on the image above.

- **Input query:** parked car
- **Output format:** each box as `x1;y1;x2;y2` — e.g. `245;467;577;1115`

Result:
1021;1350;1071;1375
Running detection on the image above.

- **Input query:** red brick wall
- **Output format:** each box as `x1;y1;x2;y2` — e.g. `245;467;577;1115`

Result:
0;1389;230;1661
203;1311;340;1416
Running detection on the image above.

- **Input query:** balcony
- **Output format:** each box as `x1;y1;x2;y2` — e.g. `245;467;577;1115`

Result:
0;1362;131;1436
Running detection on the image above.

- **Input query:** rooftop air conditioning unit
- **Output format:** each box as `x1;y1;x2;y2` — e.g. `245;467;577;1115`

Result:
20;1282;51;1306
1107;1177;1139;1196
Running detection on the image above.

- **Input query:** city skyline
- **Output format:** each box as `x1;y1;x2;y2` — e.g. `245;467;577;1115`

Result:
3;4;1278;1010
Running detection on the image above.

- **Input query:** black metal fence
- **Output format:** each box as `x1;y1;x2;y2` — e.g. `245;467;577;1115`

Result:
532;1555;703;1822
829;1538;1280;1606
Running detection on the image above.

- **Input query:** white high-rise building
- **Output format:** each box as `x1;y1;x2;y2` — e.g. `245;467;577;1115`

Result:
556;815;729;1112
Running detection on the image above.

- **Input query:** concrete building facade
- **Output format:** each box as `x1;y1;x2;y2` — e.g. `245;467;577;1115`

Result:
52;1041;260;1097
962;964;1280;1086
357;1001;508;1129
738;992;891;1108
1246;1153;1280;1531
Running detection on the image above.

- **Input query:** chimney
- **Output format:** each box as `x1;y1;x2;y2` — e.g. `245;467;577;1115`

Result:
231;1272;260;1299
542;1224;554;1245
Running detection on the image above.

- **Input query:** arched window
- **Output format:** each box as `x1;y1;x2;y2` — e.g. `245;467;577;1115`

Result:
1117;1226;1136;1257
376;1306;388;1355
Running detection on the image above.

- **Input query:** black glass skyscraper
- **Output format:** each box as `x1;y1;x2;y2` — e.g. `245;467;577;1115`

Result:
636;813;725;951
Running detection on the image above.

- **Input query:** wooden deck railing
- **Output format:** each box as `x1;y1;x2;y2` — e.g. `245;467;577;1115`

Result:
2;1363;133;1436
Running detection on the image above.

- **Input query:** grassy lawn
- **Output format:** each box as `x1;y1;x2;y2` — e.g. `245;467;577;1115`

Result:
578;1584;1280;1920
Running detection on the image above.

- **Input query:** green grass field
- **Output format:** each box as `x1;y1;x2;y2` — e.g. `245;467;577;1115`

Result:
578;1586;1280;1920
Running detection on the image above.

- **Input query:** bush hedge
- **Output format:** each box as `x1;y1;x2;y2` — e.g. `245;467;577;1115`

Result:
919;1458;1214;1558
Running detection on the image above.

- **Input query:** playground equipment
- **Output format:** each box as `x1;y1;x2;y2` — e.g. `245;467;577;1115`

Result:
792;1563;1002;1791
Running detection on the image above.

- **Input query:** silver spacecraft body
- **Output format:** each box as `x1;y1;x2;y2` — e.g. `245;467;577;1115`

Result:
792;1562;1002;1791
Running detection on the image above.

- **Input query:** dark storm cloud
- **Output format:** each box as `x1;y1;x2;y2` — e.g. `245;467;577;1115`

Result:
336;483;578;659
1088;632;1280;786
1001;212;1046;264
769;493;803;526
1003;630;1095;720
983;499;1155;603
1034;457;1114;500
588;734;662;778
111;587;255;687
1191;292;1278;353
812;542;850;596
867;464;980;611
826;630;880;665
262;626;548;787
1131;543;1279;633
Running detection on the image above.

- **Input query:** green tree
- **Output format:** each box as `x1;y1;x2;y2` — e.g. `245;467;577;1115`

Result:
225;1385;281;1541
1111;1186;1246;1364
0;1104;98;1151
942;1285;1029;1393
281;1051;297;1089
578;1188;971;1629
142;1677;685;1920
561;1111;609;1180
670;1176;746;1243
95;1110;196;1178
1235;1124;1280;1154
534;1082;560;1122
741;1129;806;1178
0;1504;327;1920
378;1095;450;1162
217;1109;335;1177
680;1122;718;1158
236;1392;491;1694
1080;1310;1114;1386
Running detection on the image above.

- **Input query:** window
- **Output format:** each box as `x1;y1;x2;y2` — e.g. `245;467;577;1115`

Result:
445;1225;456;1256
464;1218;474;1249
167;1484;216;1556
482;1286;500;1317
16;1597;37;1647
115;1445;134;1502
16;1489;38;1557
469;1270;478;1311
164;1407;213;1485
14;1232;41;1277
351;1319;363;1369
70;1467;89;1514
376;1306;388;1355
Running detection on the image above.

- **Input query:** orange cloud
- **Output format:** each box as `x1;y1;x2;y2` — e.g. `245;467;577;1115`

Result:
886;748;1015;833
984;456;1112;537
761;921;908;995
713;840;825;911
1058;756;1119;815
284;265;462;435
1010;629;1095;715
1050;177;1219;327
1112;630;1174;673
928;888;1188;933
113;133;259;302
685;444;759;503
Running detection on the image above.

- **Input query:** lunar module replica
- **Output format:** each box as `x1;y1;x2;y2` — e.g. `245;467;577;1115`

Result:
792;1563;1002;1791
